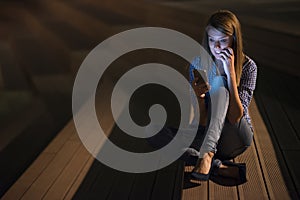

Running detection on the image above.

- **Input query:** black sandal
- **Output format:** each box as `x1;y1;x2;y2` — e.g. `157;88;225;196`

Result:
211;160;247;184
190;158;221;181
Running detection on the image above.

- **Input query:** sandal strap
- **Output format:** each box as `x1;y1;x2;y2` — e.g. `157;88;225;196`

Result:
212;158;222;168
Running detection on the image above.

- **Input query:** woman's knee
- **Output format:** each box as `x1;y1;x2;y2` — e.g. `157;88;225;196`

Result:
237;117;254;146
243;131;253;147
217;145;250;160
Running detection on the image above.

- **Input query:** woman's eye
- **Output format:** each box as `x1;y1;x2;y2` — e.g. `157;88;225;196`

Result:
209;38;214;42
220;39;228;43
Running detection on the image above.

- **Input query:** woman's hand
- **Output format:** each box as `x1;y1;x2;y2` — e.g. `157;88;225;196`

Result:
192;78;210;99
218;47;244;124
219;47;235;78
192;78;210;125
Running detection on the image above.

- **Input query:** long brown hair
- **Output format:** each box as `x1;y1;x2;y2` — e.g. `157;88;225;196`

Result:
202;10;244;86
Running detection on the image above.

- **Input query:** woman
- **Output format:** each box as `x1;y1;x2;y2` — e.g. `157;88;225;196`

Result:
189;10;257;180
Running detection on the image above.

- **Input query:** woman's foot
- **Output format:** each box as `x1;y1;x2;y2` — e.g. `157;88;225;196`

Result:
191;152;214;181
217;164;239;178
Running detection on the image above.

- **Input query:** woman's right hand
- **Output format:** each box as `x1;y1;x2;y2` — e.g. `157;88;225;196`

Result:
192;78;210;99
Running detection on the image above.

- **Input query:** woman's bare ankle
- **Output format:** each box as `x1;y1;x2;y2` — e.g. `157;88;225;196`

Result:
194;152;214;174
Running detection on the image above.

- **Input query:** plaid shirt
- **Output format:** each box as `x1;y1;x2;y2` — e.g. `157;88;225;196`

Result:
189;55;257;128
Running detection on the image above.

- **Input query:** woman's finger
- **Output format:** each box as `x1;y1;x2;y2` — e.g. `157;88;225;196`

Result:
222;48;232;57
227;47;234;55
219;53;227;63
193;77;199;85
192;80;210;98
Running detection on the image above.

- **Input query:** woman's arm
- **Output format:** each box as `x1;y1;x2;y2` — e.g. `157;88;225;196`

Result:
192;79;209;126
227;67;244;124
189;60;210;126
238;59;258;121
220;48;243;124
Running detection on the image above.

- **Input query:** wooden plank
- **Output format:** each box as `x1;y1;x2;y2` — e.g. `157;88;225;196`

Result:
12;38;70;75
105;135;156;200
250;65;300;198
104;131;142;200
42;20;97;50
0;4;69;51
182;165;208;200
69;1;143;26
173;162;185;200
249;99;292;199
209;181;238;200
0;111;56;198
3;124;93;200
239;13;300;37
42;144;91;200
41;0;112;41
73;0;147;24
20;140;81;199
244;38;298;77
128;170;159;200
31;74;73;94
74;0;203;39
64;156;94;200
242;25;298;55
1;6;71;76
235;137;269;199
1;153;55;200
65;66;133;200
282;150;300;197
263;68;300;141
127;138;160;200
0;97;45;151
43;121;76;153
150;161;184;200
69;50;89;77
72;125;124;199
255;86;300;150
106;172;136;200
73;124;184;200
0;63;3;89
72;160;119;199
182;100;293;200
0;43;29;90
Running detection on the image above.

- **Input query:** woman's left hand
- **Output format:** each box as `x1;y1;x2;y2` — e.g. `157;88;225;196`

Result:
219;47;235;78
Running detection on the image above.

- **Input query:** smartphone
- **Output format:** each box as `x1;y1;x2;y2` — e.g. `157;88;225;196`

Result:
193;69;208;84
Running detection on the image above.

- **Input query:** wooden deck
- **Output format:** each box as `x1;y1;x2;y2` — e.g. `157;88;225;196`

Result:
0;0;299;199
1;99;294;199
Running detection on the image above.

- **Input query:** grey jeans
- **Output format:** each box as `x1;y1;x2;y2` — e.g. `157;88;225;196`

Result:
147;77;253;161
197;76;253;160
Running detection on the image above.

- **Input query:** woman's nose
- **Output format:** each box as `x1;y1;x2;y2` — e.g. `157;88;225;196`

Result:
214;41;221;48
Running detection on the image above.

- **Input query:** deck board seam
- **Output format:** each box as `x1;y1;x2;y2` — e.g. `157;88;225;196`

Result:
255;94;300;198
40;142;82;199
269;82;300;141
13;152;56;200
62;156;94;200
252;134;271;199
149;171;159;200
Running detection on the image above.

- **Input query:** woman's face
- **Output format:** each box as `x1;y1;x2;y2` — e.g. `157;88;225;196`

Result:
207;25;233;60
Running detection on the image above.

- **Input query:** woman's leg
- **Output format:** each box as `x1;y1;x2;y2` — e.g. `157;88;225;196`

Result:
191;76;229;180
146;125;206;151
215;116;253;161
198;76;229;158
209;117;253;180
